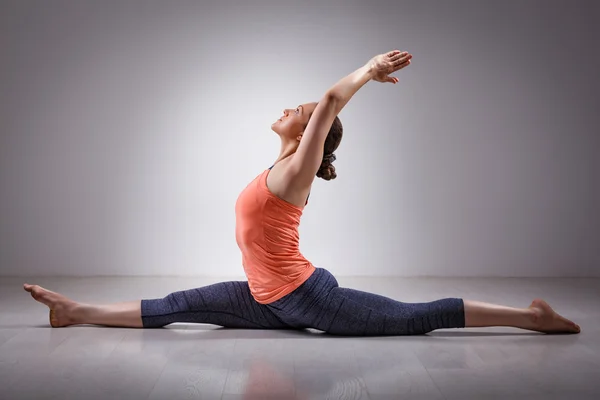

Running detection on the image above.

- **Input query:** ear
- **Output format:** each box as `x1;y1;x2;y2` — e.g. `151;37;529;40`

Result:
296;134;302;142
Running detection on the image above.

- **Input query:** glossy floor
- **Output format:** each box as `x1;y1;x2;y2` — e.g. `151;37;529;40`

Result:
1;275;598;399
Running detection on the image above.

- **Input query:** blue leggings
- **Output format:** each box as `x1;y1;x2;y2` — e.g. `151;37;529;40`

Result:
141;267;465;335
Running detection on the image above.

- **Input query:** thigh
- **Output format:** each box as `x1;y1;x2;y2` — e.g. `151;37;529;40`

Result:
311;287;464;336
142;280;293;329
200;280;293;329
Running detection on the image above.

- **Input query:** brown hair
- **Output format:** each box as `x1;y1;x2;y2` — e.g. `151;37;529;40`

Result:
312;115;343;181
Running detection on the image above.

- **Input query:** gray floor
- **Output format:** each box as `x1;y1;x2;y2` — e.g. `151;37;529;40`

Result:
0;275;599;400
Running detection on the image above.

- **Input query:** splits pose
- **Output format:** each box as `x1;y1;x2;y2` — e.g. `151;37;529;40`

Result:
25;49;580;335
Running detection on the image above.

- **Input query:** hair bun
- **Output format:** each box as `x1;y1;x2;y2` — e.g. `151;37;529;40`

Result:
317;163;337;181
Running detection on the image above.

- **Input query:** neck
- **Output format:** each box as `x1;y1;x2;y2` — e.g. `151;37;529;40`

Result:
274;139;298;165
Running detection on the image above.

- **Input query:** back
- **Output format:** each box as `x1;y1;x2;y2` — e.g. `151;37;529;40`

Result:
234;167;315;304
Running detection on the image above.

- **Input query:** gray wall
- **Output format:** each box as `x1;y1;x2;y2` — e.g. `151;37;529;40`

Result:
1;0;598;277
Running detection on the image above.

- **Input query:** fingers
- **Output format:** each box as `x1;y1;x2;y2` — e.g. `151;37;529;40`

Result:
390;58;411;74
388;51;407;61
392;53;412;66
386;59;410;84
386;51;412;74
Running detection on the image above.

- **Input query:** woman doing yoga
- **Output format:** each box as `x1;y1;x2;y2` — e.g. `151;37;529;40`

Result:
24;49;580;335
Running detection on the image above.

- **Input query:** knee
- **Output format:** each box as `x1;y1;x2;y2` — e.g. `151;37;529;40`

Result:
160;291;187;313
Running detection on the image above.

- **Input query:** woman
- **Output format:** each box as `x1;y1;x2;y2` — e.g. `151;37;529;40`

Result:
24;49;580;335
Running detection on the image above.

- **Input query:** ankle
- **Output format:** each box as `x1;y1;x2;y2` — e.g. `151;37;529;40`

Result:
524;306;542;330
70;303;90;325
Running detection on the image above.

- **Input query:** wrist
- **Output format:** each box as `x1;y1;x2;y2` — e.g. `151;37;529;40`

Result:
362;61;375;80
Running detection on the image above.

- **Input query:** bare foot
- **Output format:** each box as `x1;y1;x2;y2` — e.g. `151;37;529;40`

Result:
528;298;580;334
23;284;79;327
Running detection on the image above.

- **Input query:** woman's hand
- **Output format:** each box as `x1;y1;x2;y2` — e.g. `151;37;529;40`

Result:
367;50;412;84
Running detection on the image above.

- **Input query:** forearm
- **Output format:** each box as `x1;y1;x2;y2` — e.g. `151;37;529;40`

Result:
326;63;373;112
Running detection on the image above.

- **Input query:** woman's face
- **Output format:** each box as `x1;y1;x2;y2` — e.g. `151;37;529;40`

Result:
271;102;318;141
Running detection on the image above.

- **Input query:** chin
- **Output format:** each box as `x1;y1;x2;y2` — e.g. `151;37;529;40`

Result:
271;123;280;135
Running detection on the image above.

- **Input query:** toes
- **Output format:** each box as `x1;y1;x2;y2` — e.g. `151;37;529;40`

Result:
567;324;580;334
31;286;41;298
565;319;580;333
28;285;50;304
551;314;580;334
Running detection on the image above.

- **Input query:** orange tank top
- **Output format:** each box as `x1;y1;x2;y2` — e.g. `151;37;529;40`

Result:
235;167;315;304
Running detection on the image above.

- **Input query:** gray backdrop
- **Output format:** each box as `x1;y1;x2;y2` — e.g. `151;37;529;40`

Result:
1;0;598;277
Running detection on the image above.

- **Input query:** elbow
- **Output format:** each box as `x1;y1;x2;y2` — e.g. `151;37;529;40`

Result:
322;91;342;114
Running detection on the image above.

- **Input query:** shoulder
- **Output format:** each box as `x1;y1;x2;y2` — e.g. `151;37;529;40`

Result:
267;159;312;208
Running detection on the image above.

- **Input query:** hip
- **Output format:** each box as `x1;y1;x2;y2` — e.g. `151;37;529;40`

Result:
266;267;338;313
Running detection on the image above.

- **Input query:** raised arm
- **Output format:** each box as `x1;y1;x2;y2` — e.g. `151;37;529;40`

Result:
287;49;413;188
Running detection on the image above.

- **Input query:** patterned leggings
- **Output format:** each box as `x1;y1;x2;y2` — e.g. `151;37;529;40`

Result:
141;267;465;336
